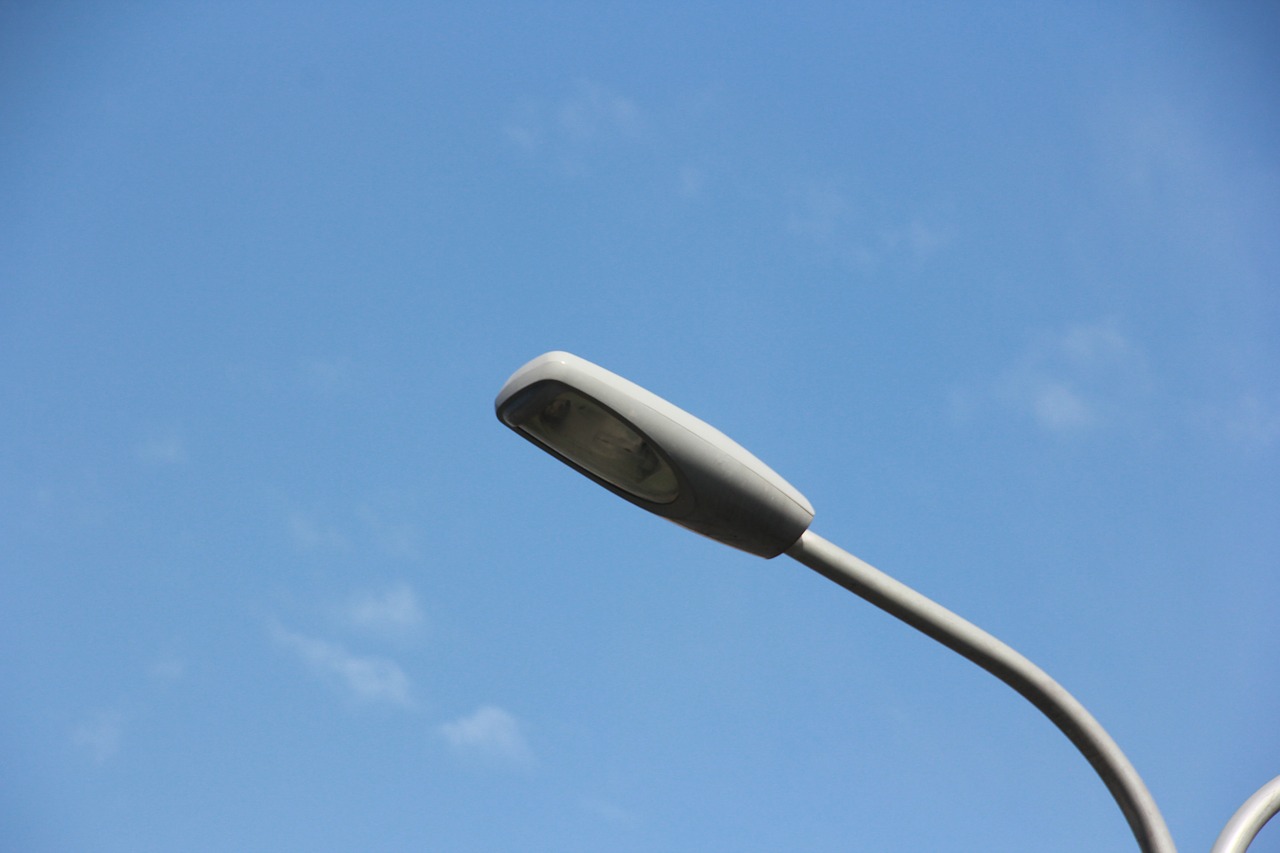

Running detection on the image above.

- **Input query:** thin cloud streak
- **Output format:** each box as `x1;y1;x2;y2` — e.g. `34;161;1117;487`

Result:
271;623;412;707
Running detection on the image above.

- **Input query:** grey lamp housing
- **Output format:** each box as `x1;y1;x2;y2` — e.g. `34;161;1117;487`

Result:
495;351;814;558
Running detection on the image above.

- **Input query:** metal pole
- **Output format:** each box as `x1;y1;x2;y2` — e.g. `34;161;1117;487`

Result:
1211;774;1280;853
785;529;1176;853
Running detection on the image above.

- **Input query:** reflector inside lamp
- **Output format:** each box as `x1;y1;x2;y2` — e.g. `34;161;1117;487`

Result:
502;384;679;504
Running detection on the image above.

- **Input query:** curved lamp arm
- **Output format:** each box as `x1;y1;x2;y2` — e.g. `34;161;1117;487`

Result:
785;530;1177;853
1212;774;1280;853
496;352;1181;852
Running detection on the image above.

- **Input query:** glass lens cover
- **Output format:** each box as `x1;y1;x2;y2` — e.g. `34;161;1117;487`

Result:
503;385;679;504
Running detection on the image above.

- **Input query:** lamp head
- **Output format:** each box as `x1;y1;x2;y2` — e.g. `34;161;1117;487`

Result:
495;352;814;558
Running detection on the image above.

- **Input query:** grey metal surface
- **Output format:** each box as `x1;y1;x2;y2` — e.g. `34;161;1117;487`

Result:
1212;774;1280;853
496;352;813;557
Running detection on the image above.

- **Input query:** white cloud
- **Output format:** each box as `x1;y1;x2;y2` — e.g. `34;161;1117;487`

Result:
272;624;412;707
988;318;1151;434
226;358;355;399
1058;318;1134;365
302;358;354;397
287;510;348;552
503;81;643;175
580;796;638;826
502;104;543;151
1030;383;1096;432
437;705;533;769
1209;394;1280;448
136;434;187;465
785;180;949;271
556;81;641;143
73;711;124;764
344;582;425;641
286;505;422;558
149;654;186;681
878;219;952;260
786;181;855;244
677;163;706;199
1092;88;1274;324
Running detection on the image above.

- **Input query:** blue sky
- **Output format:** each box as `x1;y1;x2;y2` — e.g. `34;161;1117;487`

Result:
2;3;1277;851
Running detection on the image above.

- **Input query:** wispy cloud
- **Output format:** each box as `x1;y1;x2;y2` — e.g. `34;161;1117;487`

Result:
149;654;186;681
677;163;707;199
786;182;856;242
1092;87;1274;320
877;219;952;260
73;710;124;764
503;80;643;175
226;356;357;399
1025;382;1096;432
437;705;533;769
287;510;348;552
503;104;543;152
136;434;187;465
580;796;638;826
1204;393;1280;449
955;318;1151;434
785;180;950;271
271;623;412;707
285;503;422;558
301;357;354;398
73;655;189;765
556;81;642;143
343;582;425;641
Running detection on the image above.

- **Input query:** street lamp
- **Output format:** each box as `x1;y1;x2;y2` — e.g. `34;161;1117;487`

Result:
495;350;812;558
496;351;1274;852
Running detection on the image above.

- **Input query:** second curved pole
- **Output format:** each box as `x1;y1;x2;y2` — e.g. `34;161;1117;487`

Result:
1211;774;1280;853
785;529;1176;853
